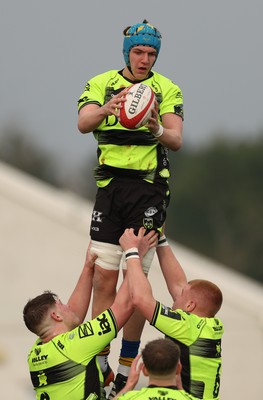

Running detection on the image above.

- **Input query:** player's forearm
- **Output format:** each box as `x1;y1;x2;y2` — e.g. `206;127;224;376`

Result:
157;245;187;300
110;277;134;330
127;258;152;304
157;126;182;151
78;107;107;133
127;262;156;322
153;113;183;151
67;248;96;322
67;266;94;322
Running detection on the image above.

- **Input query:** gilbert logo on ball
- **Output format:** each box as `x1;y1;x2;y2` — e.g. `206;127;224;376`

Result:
119;83;155;129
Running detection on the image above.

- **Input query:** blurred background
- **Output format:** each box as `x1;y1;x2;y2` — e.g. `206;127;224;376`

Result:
1;1;263;398
1;0;262;283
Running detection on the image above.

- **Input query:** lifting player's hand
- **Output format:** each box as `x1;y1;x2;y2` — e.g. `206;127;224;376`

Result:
119;227;158;259
85;242;98;271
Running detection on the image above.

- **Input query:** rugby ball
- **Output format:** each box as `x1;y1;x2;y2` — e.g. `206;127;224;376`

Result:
119;83;155;129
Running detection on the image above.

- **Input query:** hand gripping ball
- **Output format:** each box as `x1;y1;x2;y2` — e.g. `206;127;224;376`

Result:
119;83;155;129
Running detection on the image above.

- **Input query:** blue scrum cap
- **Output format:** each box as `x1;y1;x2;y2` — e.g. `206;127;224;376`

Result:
123;20;162;66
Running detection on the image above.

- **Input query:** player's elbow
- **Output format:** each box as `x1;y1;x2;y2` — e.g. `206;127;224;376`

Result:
130;291;144;309
130;291;154;322
77;120;88;134
170;135;183;151
77;110;92;134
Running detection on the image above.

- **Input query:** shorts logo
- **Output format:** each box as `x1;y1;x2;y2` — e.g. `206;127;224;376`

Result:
143;218;153;229
78;322;94;338
145;207;158;217
97;313;112;335
92;210;103;222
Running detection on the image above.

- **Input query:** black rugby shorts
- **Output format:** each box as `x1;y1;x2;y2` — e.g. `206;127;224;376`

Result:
90;178;170;245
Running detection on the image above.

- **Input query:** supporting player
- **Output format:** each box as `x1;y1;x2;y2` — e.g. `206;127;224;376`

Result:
120;228;224;400
23;232;157;400
113;338;196;399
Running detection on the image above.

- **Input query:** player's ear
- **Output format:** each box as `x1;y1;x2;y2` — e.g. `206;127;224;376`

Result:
142;364;149;377
176;360;183;390
186;300;196;313
51;311;63;322
176;360;182;375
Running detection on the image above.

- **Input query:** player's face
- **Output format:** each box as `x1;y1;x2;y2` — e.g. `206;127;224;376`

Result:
129;46;157;80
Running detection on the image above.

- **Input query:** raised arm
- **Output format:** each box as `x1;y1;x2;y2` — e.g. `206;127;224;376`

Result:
110;276;134;331
157;236;187;301
119;228;157;322
67;244;96;323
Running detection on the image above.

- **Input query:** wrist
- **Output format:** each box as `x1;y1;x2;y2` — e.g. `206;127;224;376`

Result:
157;235;168;247
152;124;164;138
125;247;140;260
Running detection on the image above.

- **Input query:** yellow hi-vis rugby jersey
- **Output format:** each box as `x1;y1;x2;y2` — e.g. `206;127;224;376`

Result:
78;70;184;188
27;309;117;400
151;302;224;400
118;386;196;400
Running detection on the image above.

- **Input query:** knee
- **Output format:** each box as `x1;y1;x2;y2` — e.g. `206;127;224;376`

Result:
93;266;119;296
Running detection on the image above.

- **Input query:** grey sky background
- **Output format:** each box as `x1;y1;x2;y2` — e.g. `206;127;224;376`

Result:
1;0;262;173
